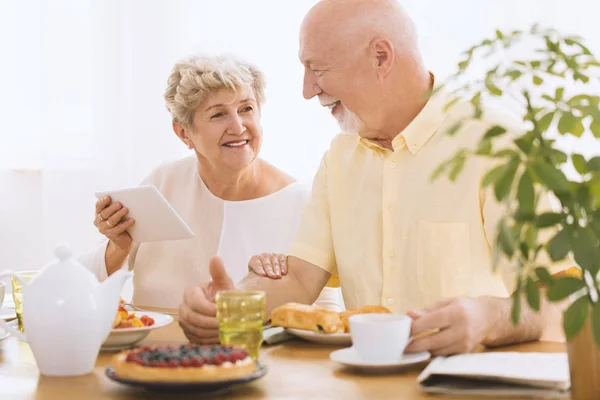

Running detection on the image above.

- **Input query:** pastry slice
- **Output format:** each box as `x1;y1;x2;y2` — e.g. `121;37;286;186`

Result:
270;303;344;334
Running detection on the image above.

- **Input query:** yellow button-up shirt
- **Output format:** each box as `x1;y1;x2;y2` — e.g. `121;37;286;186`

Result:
290;91;568;313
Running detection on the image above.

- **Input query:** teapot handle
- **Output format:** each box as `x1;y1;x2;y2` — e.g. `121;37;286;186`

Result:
0;270;27;287
0;318;26;342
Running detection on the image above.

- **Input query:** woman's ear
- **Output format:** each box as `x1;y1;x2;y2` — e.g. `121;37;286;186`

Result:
172;121;194;149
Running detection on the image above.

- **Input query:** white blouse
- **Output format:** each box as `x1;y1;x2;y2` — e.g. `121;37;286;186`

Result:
78;155;343;310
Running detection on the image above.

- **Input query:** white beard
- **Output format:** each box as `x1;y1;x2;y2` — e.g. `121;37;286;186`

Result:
335;104;363;133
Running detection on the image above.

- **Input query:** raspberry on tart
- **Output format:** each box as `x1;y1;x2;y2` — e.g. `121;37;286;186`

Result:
112;344;257;382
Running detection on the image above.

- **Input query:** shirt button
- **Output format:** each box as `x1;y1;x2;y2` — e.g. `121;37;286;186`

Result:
388;251;395;259
387;298;394;305
389;162;397;169
411;145;418;151
387;204;394;212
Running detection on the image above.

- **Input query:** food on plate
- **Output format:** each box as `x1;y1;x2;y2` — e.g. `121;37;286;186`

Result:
270;303;344;333
112;344;256;382
270;303;392;334
339;305;392;332
113;301;155;329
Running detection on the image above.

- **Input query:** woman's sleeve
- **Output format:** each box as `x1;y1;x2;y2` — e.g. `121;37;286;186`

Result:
77;239;110;281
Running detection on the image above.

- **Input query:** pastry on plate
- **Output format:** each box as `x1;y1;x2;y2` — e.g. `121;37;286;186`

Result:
112;344;256;382
270;303;344;333
339;305;392;332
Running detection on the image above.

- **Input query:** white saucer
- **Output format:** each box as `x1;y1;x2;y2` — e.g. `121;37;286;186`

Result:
330;347;431;371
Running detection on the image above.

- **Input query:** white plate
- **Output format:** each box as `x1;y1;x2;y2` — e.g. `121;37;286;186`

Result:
101;311;174;351
286;328;352;346
330;347;431;372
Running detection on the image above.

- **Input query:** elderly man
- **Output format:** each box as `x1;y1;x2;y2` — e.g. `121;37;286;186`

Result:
179;0;568;355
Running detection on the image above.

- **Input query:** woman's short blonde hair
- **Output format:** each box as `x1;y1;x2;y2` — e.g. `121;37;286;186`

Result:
164;55;266;129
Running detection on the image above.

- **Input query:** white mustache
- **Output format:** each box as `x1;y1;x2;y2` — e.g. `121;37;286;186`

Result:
319;96;339;107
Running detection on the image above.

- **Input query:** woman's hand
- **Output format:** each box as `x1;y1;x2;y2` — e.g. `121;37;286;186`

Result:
94;196;136;253
248;253;288;279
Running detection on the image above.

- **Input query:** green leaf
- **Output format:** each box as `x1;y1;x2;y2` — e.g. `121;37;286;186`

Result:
571;228;599;274
476;139;493;156
564;296;589;341
535;267;554;285
482;164;508;187
444;97;462;112
556;87;565;101
496;29;504;40
506;70;523;81
592;301;600;348
494;160;519;201
536;212;564;228
558;113;578;135
591;211;600;241
547;277;585;301
498;219;515;258
537;112;555;133
525;225;538;250
548;149;568;164
572;118;585;137
484;126;507;139
526;277;540;311
530;60;542;68
588;156;600;172
530;162;570;193
591;118;600;138
572;154;587;175
449;156;467;182
514;137;533;154
447;121;464;135
517;170;534;214
547;227;572;261
485;79;503;96
533;76;544;85
512;279;522;324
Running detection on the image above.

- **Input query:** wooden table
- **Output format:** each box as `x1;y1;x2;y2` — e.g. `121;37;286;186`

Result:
0;311;567;400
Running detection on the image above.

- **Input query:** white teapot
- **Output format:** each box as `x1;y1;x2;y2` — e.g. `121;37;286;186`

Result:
0;245;132;376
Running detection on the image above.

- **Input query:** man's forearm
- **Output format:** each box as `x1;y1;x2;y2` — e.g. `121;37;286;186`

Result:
238;256;331;317
480;291;565;347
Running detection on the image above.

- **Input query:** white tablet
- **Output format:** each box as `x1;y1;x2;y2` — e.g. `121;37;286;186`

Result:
95;185;195;243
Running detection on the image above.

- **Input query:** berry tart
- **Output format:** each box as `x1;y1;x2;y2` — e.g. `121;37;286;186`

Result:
112;344;256;382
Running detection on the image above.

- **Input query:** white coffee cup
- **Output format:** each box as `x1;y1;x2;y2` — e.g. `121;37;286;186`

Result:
349;313;412;362
0;282;5;309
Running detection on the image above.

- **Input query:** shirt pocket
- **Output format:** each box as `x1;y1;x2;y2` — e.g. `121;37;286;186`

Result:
416;221;472;298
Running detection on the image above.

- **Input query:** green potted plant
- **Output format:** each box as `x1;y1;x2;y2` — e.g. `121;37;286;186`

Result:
433;25;600;399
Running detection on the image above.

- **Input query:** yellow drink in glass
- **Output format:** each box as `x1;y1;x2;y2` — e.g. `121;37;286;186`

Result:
11;271;38;332
216;290;266;360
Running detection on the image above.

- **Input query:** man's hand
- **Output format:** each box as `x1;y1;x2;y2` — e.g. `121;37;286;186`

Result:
178;256;235;344
405;297;493;356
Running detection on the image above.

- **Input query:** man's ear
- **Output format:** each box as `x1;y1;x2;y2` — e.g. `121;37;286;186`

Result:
172;121;194;149
371;36;395;80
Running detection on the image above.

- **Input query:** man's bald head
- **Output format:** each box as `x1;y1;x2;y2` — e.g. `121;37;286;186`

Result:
300;0;419;60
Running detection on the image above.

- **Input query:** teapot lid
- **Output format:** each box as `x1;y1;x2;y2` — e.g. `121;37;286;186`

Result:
35;244;97;286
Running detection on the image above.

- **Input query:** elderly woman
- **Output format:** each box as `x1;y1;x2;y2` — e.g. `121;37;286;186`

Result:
79;55;342;310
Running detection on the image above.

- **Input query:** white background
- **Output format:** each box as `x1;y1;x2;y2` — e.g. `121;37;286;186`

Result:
0;0;599;275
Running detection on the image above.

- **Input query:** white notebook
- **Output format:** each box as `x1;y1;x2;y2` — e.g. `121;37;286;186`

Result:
417;352;570;398
95;185;195;243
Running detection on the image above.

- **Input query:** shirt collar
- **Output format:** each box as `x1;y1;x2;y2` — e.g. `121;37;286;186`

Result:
359;73;448;155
